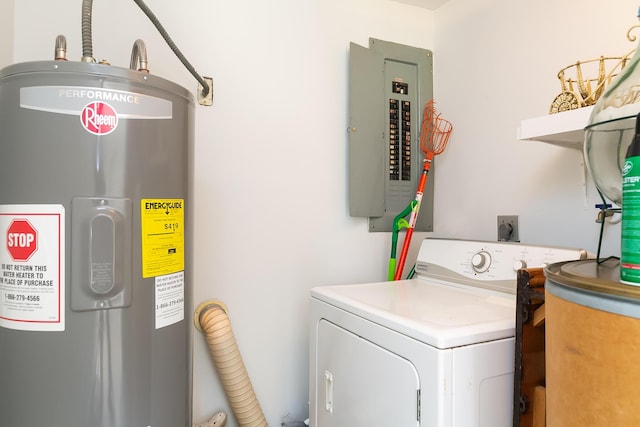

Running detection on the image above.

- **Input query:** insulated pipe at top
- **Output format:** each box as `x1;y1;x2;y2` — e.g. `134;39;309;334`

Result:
195;301;269;427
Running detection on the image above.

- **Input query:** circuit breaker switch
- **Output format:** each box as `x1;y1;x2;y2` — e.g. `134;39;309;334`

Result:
392;81;409;94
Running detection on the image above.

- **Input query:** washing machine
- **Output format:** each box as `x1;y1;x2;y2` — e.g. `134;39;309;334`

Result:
309;238;586;427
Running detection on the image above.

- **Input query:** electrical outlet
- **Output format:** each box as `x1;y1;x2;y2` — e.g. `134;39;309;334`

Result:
197;76;213;106
497;215;519;242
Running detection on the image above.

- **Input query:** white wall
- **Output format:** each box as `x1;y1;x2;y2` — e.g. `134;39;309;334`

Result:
432;0;636;257
189;1;436;425
8;0;637;426
0;1;14;69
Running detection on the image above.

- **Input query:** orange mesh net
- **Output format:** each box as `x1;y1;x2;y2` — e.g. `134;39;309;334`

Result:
420;100;453;159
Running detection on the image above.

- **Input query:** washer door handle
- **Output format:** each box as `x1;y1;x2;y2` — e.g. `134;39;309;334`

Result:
324;370;334;414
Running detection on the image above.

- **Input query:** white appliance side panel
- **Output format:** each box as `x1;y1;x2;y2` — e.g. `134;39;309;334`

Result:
309;298;453;427
451;337;515;427
316;319;419;427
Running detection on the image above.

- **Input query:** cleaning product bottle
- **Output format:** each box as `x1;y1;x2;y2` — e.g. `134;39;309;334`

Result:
621;112;640;284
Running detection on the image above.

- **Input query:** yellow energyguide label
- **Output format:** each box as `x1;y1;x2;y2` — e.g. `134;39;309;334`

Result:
141;199;184;278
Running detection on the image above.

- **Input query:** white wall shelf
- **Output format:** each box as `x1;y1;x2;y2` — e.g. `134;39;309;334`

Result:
518;106;593;150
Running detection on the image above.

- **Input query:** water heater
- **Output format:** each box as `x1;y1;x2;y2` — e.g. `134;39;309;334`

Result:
0;59;195;427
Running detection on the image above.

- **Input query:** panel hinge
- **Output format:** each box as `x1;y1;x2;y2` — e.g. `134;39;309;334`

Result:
417;389;421;422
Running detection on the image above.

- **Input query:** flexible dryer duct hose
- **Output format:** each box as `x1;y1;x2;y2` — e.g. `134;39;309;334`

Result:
195;301;269;427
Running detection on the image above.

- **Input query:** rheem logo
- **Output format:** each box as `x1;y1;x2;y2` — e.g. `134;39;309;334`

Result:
80;101;118;135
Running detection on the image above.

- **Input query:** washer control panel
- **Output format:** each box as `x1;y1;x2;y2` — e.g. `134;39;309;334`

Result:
471;251;492;273
414;238;588;293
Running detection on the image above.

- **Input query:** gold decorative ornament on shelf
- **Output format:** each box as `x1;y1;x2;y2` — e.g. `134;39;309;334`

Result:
549;24;640;114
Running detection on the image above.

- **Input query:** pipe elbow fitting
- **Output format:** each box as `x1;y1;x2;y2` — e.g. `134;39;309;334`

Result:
130;39;150;73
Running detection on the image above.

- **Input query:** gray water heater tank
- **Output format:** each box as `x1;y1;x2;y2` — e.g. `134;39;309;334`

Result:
0;61;194;427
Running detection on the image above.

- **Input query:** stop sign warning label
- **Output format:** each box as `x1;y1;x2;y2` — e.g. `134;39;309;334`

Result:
7;219;38;261
0;205;65;331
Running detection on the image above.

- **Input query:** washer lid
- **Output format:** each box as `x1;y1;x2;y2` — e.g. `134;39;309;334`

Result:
310;278;515;349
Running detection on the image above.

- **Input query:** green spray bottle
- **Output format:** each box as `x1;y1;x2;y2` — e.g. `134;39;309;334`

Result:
621;112;640;284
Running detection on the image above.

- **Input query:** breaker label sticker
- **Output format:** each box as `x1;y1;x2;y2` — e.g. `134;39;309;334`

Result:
140;199;184;278
155;271;184;329
0;204;65;331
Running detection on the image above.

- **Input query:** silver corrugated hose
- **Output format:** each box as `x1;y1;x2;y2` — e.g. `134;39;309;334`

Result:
195;301;269;427
81;0;94;62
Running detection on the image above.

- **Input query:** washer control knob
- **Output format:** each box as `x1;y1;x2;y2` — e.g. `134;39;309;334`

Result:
513;260;527;271
471;251;491;273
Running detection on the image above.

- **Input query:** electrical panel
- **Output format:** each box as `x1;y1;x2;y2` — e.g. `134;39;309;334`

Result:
348;38;434;232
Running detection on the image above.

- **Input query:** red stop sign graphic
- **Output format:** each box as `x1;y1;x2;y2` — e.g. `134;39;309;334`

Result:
6;219;38;261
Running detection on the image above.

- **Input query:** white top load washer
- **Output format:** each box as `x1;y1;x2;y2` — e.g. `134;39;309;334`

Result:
309;238;586;427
